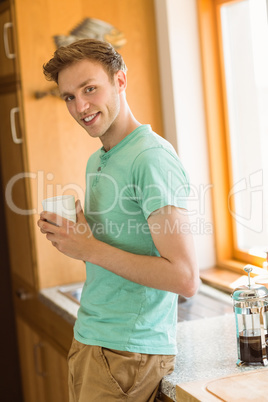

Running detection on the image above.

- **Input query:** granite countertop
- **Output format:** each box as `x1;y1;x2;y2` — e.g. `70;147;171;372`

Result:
39;284;267;401
161;314;268;400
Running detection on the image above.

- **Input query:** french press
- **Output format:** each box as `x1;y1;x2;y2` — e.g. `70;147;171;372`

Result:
232;265;268;366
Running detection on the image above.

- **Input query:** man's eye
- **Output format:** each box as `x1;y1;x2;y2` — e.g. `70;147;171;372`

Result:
65;95;74;102
85;87;95;93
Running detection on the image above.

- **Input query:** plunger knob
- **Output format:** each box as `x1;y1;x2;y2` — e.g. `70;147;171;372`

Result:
244;265;253;288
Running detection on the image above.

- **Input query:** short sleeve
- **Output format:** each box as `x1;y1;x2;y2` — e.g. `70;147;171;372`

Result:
131;147;190;219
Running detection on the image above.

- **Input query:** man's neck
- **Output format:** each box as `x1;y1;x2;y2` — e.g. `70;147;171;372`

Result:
101;107;141;152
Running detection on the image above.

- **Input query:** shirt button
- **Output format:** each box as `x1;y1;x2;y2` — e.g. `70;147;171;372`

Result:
160;361;165;368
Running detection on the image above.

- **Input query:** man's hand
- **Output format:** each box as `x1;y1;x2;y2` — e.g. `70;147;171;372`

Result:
37;200;94;260
38;203;199;295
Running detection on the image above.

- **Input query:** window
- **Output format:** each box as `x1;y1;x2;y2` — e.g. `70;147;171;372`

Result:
197;0;268;271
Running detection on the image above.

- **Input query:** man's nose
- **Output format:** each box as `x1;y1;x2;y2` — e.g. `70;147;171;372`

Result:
76;96;90;114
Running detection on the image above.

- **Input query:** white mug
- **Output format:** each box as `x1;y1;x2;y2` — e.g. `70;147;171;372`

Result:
42;195;76;223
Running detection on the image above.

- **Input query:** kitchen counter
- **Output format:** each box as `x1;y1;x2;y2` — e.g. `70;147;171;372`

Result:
161;314;268;400
39;285;267;401
40;282;82;326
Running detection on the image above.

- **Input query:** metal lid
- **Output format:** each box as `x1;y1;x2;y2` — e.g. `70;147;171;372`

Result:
232;265;268;301
232;284;268;301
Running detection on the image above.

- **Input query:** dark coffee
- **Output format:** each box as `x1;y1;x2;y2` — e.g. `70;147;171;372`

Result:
239;333;268;363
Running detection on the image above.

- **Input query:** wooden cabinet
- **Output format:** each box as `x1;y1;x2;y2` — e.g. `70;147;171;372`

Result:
0;2;16;79
16;317;69;402
1;0;89;291
0;89;36;287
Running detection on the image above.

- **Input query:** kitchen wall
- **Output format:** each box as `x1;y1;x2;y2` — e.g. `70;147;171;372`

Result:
155;0;216;270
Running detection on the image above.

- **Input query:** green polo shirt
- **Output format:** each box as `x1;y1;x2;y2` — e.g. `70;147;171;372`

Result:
74;125;190;354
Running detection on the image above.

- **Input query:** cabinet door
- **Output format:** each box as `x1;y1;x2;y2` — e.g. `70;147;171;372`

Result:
16;317;69;402
0;91;35;287
0;5;16;79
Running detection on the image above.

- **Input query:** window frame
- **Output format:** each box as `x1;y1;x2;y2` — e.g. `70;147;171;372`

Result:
196;0;265;272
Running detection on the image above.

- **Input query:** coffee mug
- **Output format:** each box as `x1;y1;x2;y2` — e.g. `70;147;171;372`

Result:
42;195;76;223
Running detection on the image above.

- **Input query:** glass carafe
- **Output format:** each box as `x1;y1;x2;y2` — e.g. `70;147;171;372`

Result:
232;266;268;366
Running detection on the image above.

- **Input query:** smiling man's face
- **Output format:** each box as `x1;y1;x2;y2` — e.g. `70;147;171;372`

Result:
58;59;122;142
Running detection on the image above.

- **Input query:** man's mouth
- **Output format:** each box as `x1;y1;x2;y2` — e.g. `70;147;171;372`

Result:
83;113;99;123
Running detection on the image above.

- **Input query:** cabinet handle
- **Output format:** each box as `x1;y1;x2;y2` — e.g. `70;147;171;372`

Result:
10;107;23;144
3;22;16;59
15;288;32;300
34;342;47;377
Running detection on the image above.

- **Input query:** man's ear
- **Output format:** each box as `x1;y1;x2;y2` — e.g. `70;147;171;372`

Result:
115;70;127;93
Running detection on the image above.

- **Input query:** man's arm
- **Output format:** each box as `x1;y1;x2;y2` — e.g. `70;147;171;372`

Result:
38;202;199;297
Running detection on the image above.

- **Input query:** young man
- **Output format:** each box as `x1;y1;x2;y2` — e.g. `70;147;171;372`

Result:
38;39;199;401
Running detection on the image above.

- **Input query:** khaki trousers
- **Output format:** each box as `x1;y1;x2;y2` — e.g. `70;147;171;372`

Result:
68;338;175;402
